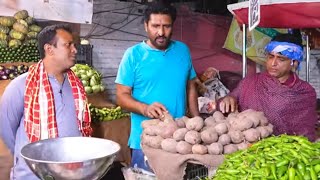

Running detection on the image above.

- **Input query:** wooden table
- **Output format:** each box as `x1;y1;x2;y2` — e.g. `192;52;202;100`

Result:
91;117;131;165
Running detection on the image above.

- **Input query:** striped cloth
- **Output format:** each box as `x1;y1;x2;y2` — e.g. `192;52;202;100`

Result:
24;61;92;142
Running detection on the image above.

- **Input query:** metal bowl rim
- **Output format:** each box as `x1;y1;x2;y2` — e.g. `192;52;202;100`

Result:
20;137;120;164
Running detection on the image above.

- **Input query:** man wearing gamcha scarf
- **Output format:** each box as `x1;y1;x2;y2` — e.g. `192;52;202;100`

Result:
0;24;92;179
218;33;318;141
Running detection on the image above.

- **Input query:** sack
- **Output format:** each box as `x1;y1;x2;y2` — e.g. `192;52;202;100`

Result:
122;166;156;180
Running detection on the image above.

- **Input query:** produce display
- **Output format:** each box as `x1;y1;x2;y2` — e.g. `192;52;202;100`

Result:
211;135;320;180
0;64;29;80
141;109;273;155
70;64;105;94
89;104;129;122
0;10;41;63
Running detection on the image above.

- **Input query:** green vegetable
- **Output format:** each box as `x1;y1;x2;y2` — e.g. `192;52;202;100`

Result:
0;25;10;34
14;10;29;20
0;16;16;27
288;167;296;180
29;24;42;32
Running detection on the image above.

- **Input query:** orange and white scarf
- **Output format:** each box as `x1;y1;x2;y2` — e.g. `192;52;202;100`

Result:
24;61;92;142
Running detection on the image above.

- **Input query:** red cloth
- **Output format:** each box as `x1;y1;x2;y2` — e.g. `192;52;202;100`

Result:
24;61;92;142
229;72;317;141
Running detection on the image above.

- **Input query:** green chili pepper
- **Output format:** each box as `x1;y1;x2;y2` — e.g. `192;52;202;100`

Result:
277;166;288;178
276;159;289;167
303;172;311;180
301;155;310;165
309;166;317;180
314;164;320;173
288;167;296;180
295;170;304;179
270;163;277;179
297;163;306;176
219;169;240;174
294;175;301;180
279;172;289;180
310;159;320;166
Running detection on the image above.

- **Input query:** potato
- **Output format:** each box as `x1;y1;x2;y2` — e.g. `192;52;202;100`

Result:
207;142;223;155
227;112;238;119
142;135;163;149
142;119;160;129
144;125;161;136
158;121;178;139
184;130;201;145
176;141;192;154
162;112;175;123
186;116;204;131
230;117;253;131
265;123;274;134
214;123;228;135
204;116;216;127
173;128;189;141
218;134;231;145
161;138;178;153
256;126;270;138
243;128;260;142
223;144;238;154
228;130;244;144
200;129;218;144
192;144;208;155
259;114;269;126
175;119;186;128
212;111;225;121
236;142;249;150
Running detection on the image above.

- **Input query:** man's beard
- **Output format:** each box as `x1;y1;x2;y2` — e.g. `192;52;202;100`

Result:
150;35;171;50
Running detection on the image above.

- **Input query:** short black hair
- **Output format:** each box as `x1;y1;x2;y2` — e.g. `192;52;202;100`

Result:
37;24;73;59
144;0;177;24
272;30;303;48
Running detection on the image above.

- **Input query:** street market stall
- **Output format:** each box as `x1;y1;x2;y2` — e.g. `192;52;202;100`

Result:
0;9;132;179
227;0;320;80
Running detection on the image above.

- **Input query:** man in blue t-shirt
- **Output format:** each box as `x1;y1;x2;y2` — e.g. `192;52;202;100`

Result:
115;1;199;171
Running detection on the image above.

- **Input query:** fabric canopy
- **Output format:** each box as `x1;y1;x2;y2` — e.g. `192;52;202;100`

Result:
227;0;320;28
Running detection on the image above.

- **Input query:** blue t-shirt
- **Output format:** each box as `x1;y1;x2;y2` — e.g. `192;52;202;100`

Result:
115;40;196;149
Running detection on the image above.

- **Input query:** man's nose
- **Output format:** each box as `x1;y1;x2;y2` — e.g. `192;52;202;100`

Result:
158;27;164;36
71;44;77;54
271;57;278;66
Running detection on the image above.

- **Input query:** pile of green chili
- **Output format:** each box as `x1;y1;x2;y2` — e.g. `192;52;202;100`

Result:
210;135;320;180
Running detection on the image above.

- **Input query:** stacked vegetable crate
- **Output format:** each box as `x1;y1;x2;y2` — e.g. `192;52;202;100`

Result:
0;10;41;63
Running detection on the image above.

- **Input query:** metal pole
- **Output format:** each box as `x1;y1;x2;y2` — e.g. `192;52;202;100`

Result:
242;24;247;78
306;35;310;82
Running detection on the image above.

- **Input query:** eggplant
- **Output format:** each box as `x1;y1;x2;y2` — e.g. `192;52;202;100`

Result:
4;69;11;75
8;65;17;71
0;70;5;76
0;65;5;71
1;75;8;80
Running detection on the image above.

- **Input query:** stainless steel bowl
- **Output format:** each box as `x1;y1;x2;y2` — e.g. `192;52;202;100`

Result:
20;137;120;180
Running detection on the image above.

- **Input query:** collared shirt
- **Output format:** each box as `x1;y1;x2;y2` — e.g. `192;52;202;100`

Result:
0;73;81;180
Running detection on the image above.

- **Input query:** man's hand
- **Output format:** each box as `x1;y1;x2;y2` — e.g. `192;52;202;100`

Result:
219;96;238;113
143;102;168;119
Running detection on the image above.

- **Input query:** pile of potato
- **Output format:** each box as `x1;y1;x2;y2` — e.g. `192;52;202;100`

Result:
141;109;273;155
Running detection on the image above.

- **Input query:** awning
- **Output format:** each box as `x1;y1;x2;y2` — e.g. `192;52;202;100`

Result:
227;0;320;28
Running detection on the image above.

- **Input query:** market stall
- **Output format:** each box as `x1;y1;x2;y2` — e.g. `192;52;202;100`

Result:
0;10;132;179
227;0;320;79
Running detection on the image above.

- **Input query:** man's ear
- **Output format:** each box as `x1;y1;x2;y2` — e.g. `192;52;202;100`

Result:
144;22;148;32
292;60;299;72
44;44;53;56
